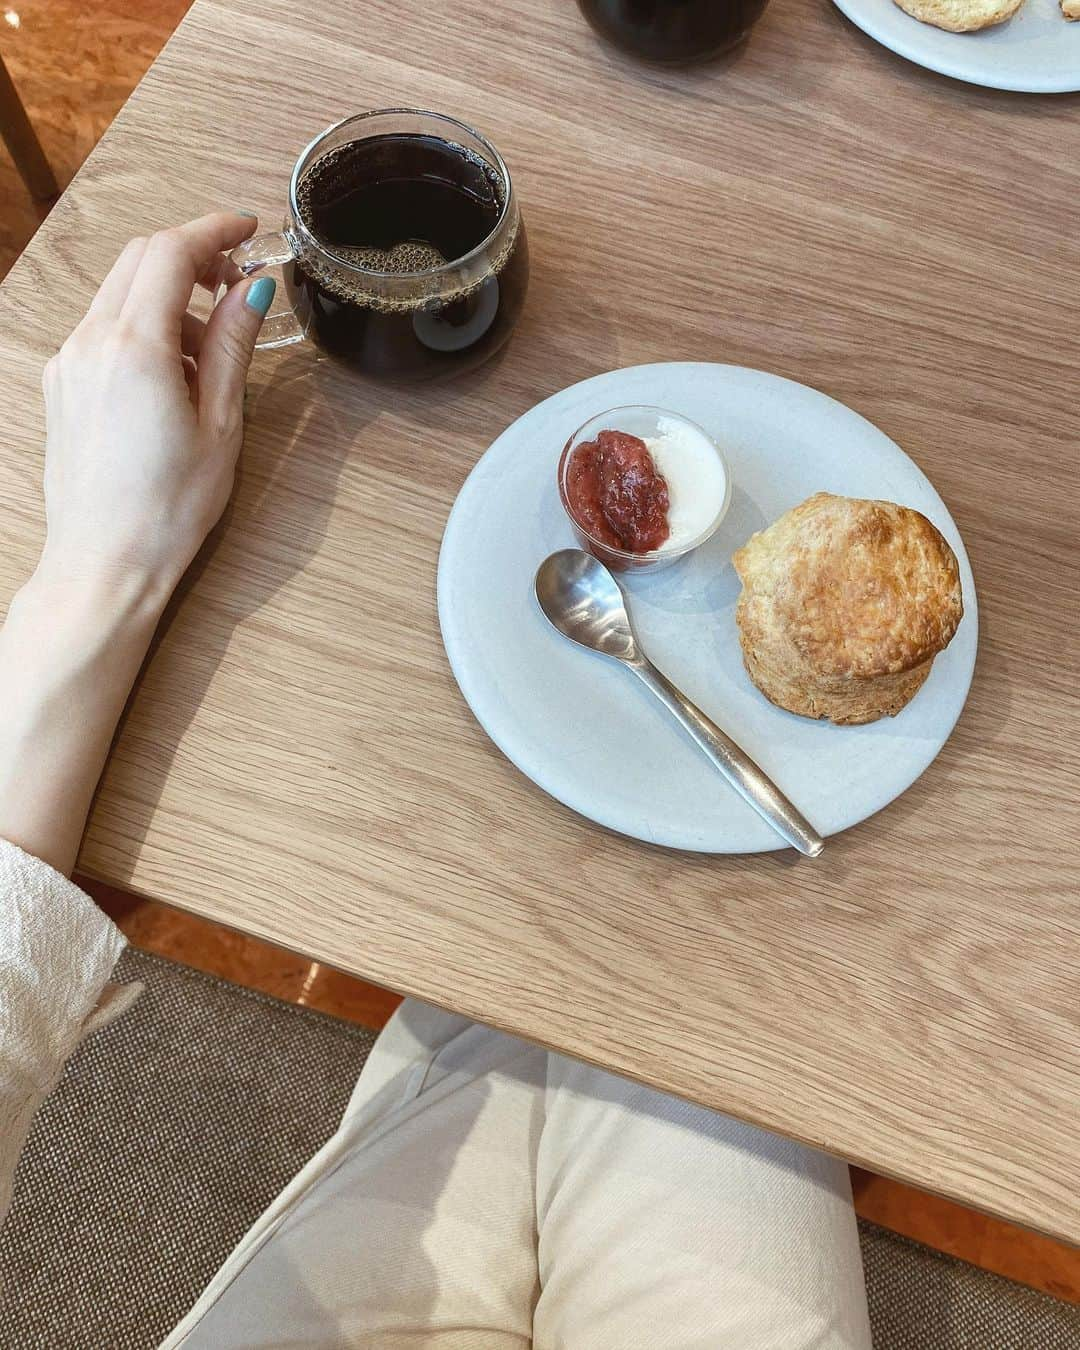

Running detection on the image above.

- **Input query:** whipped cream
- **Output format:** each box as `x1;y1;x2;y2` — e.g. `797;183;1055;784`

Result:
645;416;728;550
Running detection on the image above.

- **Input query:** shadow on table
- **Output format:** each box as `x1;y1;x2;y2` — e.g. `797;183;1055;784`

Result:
97;243;635;889
100;274;616;876
102;350;373;876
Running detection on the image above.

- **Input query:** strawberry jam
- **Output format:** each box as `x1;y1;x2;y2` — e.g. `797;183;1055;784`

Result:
564;429;670;553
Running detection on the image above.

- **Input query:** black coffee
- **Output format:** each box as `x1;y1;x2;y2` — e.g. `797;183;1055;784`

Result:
577;0;769;62
289;134;528;379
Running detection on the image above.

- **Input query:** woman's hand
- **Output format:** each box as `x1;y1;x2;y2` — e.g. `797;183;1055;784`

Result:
0;213;274;875
39;211;275;598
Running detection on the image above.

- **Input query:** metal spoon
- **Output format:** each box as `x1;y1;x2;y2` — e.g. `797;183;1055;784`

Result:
534;549;824;858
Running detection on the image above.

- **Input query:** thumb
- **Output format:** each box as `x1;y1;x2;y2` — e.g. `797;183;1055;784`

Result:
197;274;275;436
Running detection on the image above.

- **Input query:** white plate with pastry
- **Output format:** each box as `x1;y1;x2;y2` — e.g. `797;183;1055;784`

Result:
438;363;978;854
832;0;1080;93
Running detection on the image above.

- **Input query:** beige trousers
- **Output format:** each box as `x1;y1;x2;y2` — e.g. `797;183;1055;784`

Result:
165;1001;872;1349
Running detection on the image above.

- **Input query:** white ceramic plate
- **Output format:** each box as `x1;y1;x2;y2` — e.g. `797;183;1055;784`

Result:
833;0;1080;93
438;363;978;854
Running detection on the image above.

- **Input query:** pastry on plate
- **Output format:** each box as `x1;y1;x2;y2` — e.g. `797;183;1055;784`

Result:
891;0;1023;31
733;492;963;726
1063;0;1080;19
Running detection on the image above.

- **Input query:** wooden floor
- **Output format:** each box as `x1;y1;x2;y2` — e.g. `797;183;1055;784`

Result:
2;0;1076;1309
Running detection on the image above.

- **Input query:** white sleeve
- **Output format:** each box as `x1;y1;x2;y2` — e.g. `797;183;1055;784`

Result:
0;838;137;1242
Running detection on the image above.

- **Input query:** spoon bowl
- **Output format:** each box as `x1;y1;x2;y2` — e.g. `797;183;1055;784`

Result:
534;549;641;664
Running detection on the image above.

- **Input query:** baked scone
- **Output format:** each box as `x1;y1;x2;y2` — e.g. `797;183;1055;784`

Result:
891;0;1023;31
733;493;963;726
1063;0;1080;20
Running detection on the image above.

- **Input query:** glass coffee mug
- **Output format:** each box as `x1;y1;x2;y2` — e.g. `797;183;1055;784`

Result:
576;0;770;62
232;109;529;381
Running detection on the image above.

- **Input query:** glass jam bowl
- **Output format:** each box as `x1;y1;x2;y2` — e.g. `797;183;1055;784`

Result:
557;404;732;574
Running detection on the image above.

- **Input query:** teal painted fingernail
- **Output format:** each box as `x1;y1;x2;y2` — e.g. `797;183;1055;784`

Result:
235;209;258;218
245;276;276;317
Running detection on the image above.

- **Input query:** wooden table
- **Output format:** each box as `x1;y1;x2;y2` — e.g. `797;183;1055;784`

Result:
0;0;1077;1244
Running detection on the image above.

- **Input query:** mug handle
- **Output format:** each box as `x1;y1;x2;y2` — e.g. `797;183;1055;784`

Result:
226;231;306;350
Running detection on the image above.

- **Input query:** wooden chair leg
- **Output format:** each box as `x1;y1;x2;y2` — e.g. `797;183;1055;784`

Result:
0;53;58;200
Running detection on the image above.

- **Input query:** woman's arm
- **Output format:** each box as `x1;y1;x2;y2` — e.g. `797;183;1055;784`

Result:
0;569;170;874
0;211;273;873
0;212;274;1248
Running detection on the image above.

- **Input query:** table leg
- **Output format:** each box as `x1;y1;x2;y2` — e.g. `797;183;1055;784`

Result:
0;54;58;201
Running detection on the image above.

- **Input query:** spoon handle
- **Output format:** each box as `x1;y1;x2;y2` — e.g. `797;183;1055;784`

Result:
630;660;824;858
